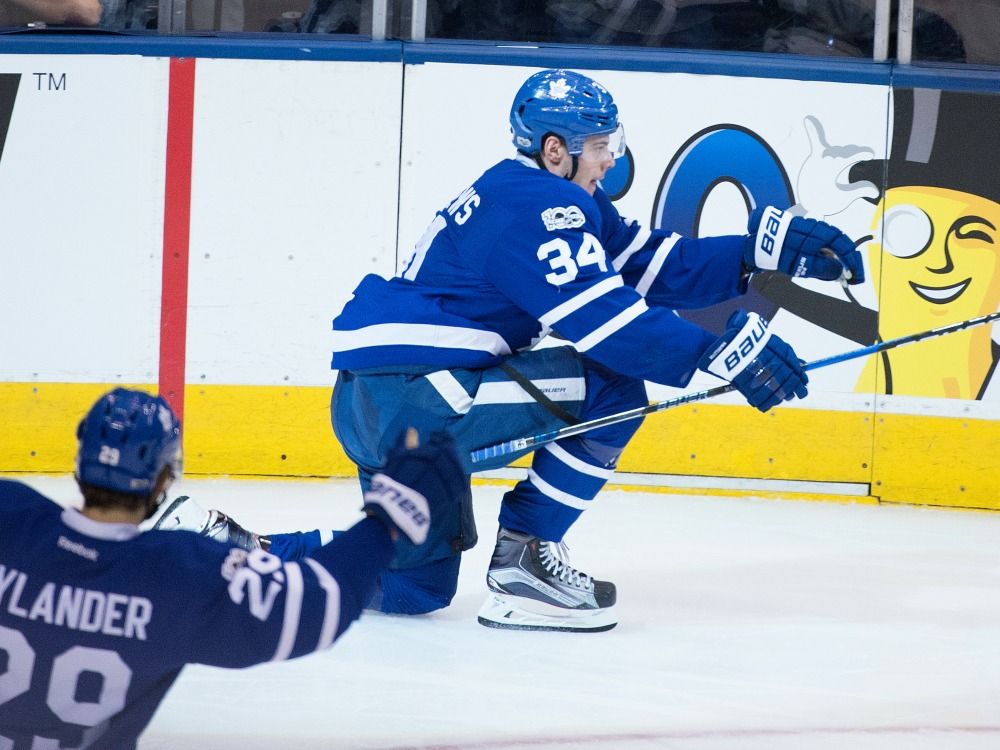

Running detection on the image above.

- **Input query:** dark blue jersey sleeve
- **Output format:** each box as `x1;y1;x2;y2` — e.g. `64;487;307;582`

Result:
182;517;393;668
0;481;394;750
593;188;746;309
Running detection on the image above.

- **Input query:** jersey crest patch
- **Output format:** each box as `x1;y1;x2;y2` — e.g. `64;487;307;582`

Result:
541;206;585;231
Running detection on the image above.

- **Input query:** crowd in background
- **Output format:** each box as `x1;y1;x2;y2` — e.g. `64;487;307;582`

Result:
0;0;996;66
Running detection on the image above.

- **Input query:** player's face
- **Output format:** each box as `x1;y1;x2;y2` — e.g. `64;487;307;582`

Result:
571;134;617;195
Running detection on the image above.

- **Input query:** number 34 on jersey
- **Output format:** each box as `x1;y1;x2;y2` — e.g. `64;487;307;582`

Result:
538;232;607;286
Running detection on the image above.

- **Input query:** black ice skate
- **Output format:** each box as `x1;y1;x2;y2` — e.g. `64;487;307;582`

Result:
477;528;617;632
150;496;270;551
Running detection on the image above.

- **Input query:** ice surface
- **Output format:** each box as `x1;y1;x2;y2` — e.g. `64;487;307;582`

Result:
17;475;1000;749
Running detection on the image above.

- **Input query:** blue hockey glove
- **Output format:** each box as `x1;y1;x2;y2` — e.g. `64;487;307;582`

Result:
698;310;808;413
362;428;467;562
745;206;865;285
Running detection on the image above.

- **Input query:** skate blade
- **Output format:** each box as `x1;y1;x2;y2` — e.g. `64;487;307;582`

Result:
477;592;617;633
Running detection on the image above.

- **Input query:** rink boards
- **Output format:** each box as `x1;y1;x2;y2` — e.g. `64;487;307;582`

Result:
0;46;996;510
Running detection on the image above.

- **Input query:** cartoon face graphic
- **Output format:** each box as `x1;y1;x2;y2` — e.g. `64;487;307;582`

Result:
875;186;1000;325
867;186;1000;398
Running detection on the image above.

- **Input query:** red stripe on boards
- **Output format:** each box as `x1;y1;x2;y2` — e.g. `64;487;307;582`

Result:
159;57;196;423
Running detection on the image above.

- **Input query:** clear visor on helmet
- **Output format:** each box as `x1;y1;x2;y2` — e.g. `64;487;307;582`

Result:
570;124;627;161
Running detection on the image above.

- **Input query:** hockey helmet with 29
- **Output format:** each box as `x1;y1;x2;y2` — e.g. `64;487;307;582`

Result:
510;69;625;159
75;388;182;497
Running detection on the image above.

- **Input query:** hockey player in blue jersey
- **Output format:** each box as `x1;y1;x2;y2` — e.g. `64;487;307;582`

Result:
163;68;864;632
0;388;464;749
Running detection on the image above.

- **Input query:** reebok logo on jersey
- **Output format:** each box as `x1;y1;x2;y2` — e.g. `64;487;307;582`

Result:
541;206;585;231
57;535;99;561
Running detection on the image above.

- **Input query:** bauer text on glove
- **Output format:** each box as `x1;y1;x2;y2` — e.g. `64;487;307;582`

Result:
745;205;865;285
698;310;809;413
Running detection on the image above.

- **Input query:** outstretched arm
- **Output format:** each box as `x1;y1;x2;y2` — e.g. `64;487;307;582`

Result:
595;188;747;309
184;429;465;668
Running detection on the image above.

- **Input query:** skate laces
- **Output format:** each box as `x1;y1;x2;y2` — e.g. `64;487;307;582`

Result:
538;541;593;591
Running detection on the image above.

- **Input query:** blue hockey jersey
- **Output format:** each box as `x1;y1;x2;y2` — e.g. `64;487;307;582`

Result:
332;155;747;387
0;480;391;749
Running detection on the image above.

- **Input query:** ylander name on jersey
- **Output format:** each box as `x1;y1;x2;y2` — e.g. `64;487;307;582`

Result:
0;564;152;639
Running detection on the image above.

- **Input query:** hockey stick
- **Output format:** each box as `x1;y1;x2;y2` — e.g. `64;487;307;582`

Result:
470;310;1000;464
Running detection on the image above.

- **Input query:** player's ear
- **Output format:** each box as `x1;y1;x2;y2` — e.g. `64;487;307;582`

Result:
546;134;562;155
540;134;567;170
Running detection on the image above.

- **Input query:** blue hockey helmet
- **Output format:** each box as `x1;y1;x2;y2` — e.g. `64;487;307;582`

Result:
510;69;624;157
75;388;182;496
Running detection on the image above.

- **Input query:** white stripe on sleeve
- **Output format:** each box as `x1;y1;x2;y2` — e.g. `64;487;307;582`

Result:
611;227;651;271
538;276;623;328
303;558;342;651
575;299;648;352
271;562;304;662
635;234;680;297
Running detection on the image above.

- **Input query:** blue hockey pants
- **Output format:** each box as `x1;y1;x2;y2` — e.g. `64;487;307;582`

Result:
268;345;647;614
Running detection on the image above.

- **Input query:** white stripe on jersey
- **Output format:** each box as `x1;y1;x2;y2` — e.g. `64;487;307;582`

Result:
303;558;342;651
331;323;512;357
636;234;680;297
538;276;623;328
575;299;648;352
426;370;474;413
527;469;592;510
611;227;651;271
272;562;304;662
544;443;616;480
